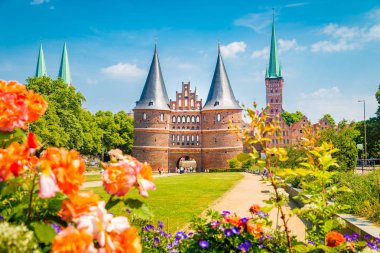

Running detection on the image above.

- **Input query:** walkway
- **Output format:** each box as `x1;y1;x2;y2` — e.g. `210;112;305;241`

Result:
208;173;306;241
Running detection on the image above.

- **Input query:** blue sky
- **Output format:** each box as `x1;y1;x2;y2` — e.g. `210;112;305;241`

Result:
1;0;379;122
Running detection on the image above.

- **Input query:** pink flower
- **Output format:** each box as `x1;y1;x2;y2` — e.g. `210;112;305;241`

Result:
39;170;59;198
137;178;156;198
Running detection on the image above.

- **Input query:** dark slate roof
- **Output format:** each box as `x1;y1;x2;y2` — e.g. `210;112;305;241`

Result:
134;47;170;110
202;48;241;111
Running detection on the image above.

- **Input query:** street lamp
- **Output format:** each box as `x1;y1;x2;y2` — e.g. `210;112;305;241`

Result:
358;100;367;166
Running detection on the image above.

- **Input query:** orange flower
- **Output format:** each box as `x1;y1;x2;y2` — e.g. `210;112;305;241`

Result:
246;220;264;238
0;142;29;181
326;231;345;247
40;147;85;195
136;162;156;197
111;226;142;253
27;132;39;149
51;226;94;253
59;191;100;221
249;204;261;214
26;90;47;123
0;80;47;132
224;214;242;227
102;163;136;196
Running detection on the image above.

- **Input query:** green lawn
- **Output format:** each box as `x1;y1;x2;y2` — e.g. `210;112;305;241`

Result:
88;173;243;232
85;174;102;182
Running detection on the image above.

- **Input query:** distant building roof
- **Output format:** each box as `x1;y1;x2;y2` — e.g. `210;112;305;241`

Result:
134;46;170;110
35;44;47;77
202;46;241;111
58;42;72;85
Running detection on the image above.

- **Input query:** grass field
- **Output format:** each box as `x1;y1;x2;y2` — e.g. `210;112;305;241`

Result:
85;174;102;182
88;173;244;232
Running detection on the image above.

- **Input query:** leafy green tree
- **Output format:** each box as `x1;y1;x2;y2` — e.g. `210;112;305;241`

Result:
281;111;303;126
319;121;360;170
321;114;335;125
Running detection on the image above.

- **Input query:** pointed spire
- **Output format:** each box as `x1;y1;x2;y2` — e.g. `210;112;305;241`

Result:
267;9;282;79
58;42;72;85
35;44;47;77
134;46;170;110
265;67;269;78
202;45;241;111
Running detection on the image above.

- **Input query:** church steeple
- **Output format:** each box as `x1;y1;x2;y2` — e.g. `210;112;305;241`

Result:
267;11;282;79
203;45;241;111
58;42;71;85
134;45;170;110
35;44;47;77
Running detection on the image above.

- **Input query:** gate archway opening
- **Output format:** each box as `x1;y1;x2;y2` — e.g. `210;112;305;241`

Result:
176;156;197;173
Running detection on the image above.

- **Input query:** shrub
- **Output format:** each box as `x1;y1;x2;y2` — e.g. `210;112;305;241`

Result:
0;222;40;253
228;157;240;169
332;170;380;224
208;168;246;173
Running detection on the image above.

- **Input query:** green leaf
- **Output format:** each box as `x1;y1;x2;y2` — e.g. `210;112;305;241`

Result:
236;153;251;162
124;198;154;221
30;222;56;244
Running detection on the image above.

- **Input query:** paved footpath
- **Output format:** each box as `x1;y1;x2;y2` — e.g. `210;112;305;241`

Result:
208;173;306;241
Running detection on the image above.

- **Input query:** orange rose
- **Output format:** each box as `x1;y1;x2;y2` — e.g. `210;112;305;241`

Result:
59;191;100;221
40;147;86;195
51;226;94;253
249;204;261;214
111;226;142;253
0;142;30;181
102;163;136;197
224;214;242;227
326;231;345;247
26;90;47;123
246;220;264;238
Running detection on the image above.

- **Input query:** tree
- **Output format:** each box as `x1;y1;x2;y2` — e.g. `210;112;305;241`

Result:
319;120;360;170
321;114;335;125
281;111;303;126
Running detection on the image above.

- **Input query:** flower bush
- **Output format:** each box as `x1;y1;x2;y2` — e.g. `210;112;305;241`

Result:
0;80;155;252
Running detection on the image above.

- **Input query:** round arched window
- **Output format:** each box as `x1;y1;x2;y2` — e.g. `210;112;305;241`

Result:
177;116;181;123
172;116;176;123
143;113;147;120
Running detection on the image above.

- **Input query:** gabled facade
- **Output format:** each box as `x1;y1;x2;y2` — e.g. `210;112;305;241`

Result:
132;46;243;171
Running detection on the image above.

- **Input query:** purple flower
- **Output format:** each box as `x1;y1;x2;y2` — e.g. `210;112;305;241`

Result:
265;235;273;239
367;241;379;250
240;217;249;223
374;237;380;244
221;210;231;216
364;234;372;240
175;231;187;240
199;240;209;249
224;228;233;237
143;224;154;231
166;243;173;249
258;211;267;218
125;208;131;214
188;232;194;237
169;250;179;253
158;220;164;229
231;227;240;235
167;233;172;238
211;220;220;228
51;223;61;234
307;240;315;245
159;230;166;237
237;241;252;253
0;215;4;221
154;236;161;245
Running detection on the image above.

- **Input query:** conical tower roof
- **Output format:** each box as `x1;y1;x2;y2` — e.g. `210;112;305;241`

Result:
267;14;282;79
35;44;47;77
58;42;72;85
202;46;241;111
134;46;170;110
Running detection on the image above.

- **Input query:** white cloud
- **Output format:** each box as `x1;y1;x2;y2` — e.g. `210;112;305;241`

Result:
311;21;380;53
285;2;308;8
101;63;146;79
251;39;304;59
297;87;377;122
234;12;272;33
220;41;247;58
251;46;269;59
30;0;50;5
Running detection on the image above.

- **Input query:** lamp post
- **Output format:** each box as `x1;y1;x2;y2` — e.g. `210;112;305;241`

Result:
358;100;367;168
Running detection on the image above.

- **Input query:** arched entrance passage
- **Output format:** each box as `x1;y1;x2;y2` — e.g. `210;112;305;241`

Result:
176;156;197;173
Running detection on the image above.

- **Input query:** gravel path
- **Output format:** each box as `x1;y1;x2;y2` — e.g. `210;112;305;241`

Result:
208;173;306;241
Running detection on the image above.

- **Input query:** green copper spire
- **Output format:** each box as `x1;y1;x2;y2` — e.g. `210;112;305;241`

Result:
267;11;281;78
35;44;47;77
58;42;71;85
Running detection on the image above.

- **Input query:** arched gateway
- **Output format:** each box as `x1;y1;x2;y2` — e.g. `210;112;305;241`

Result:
132;45;243;172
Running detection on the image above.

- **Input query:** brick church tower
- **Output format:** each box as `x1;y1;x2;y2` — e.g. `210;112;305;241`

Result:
265;16;284;117
132;46;171;170
201;46;243;169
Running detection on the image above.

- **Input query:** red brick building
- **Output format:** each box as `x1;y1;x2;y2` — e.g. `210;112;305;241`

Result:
132;46;243;171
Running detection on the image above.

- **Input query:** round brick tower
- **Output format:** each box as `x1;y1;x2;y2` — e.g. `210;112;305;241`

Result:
201;47;243;169
132;46;170;171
